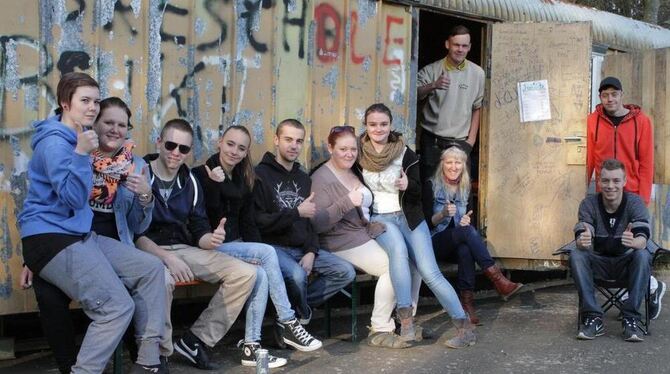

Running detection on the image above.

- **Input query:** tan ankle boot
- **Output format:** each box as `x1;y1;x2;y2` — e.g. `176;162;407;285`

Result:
483;265;523;301
444;317;476;349
459;290;480;325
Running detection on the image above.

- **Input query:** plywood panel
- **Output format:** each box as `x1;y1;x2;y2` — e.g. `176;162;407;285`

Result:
484;22;591;260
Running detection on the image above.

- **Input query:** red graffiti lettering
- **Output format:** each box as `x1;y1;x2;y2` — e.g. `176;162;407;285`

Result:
383;15;404;65
350;11;366;64
315;3;341;63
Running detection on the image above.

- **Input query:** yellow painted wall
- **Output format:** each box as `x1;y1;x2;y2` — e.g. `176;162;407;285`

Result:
0;0;413;315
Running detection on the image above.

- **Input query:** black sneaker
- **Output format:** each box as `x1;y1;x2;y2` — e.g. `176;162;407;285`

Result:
299;306;313;325
128;363;166;374
238;340;288;368
173;331;220;370
273;321;287;349
577;315;604;340
622;317;644;342
278;318;323;352
159;356;169;374
650;280;666;320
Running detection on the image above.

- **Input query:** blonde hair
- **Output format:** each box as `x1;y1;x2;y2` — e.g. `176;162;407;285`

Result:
432;146;470;200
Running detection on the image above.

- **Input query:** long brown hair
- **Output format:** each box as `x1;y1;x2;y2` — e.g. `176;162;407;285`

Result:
221;125;255;189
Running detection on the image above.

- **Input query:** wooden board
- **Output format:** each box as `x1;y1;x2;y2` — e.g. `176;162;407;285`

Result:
602;48;670;185
483;22;591;260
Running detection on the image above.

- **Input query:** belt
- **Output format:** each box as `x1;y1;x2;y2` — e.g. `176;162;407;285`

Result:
423;130;466;148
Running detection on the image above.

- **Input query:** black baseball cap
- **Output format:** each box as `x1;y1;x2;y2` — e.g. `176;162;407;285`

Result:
598;76;622;92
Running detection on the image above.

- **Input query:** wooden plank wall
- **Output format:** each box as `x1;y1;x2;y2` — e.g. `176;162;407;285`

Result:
603;49;670;248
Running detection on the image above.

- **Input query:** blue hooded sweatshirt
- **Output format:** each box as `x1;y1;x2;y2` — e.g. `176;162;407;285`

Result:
18;116;94;237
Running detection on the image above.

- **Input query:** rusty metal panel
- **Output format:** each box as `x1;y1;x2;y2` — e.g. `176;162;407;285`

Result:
0;0;414;315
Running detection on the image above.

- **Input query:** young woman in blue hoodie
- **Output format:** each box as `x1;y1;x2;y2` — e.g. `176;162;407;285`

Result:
18;73;166;374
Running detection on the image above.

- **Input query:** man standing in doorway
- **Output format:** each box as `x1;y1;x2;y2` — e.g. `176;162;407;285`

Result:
417;24;485;182
586;76;664;320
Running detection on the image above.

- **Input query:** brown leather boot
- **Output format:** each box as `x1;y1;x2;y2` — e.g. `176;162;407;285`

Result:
459;290;480;325
483;265;523;301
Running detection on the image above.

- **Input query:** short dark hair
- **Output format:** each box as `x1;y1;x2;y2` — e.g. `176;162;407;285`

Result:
97;97;133;130
363;103;393;125
160;118;193;139
448;25;470;39
601;158;625;174
56;72;99;115
276;118;305;136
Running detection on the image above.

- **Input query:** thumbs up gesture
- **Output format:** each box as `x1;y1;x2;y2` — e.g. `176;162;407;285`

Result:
576;222;592;250
442;201;457;217
205;164;226;183
395;170;408;191
459;210;473;226
621;223;636;248
297;192;316;218
125;164;152;197
210;217;227;247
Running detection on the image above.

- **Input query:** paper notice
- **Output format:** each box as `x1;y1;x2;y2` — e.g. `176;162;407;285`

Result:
518;80;551;123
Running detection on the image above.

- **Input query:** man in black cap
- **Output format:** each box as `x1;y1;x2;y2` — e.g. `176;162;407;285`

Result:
585;76;663;320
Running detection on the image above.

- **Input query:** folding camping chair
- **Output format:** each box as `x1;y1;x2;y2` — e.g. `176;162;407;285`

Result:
554;239;669;335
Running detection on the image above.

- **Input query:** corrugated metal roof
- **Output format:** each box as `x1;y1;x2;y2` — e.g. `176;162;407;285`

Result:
413;0;670;51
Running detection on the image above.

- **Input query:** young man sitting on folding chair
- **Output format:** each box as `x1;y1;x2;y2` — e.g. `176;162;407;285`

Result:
571;158;651;342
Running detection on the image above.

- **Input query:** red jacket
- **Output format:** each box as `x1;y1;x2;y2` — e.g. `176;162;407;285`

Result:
586;104;654;204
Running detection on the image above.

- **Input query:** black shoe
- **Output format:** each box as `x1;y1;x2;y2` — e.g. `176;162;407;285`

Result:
273;321;287;349
577;315;604;340
299;306;313;325
128;363;166;374
173;331;220;370
278;318;323;352
650;280;666;320
159;356;169;374
238;340;288;368
622;317;644;342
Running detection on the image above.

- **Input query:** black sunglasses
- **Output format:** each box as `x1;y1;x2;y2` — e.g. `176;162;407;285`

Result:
164;141;191;154
330;125;355;135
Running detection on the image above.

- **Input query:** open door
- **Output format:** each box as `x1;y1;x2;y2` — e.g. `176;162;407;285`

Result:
482;22;592;262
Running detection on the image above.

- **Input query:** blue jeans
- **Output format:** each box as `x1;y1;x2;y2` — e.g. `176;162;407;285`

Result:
432;225;496;291
275;246;356;319
570;248;651;320
215;241;295;338
373;212;466;320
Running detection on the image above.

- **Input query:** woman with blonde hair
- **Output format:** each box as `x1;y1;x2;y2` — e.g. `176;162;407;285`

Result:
425;146;522;324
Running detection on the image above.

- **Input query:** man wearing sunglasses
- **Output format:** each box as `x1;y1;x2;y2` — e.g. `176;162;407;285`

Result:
136;119;258;370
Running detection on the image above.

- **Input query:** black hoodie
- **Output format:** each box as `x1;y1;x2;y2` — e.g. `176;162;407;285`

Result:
192;153;262;243
253;152;320;255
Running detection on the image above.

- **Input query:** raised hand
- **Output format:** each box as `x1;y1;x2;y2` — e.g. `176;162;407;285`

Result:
576;222;592;250
395;170;408;191
205;164;226;183
125;165;151;196
433;72;450;90
75;129;99;155
298;192;316;218
210;217;227;247
459;210;473;226
621;223;635;248
348;189;363;207
442;202;457;217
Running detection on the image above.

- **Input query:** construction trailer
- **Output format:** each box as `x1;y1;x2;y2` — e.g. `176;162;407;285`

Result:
0;0;669;317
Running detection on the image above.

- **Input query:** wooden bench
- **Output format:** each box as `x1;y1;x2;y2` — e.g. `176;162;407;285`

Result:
112;280;202;374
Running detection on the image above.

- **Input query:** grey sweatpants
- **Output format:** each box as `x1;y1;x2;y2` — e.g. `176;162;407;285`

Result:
40;232;166;373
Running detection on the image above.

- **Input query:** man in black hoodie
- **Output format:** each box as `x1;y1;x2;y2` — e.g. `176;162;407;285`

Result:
254;119;355;333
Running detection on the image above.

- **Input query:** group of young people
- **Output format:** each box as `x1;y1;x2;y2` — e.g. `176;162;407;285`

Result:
17;71;522;373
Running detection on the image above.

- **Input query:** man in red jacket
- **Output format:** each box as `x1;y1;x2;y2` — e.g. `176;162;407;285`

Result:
587;77;654;205
586;76;664;320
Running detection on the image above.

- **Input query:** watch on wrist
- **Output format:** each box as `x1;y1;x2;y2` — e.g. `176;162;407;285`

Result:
139;193;152;203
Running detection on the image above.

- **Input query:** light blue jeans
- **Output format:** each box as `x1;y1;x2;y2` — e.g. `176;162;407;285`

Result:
372;212;467;320
215;241;296;342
